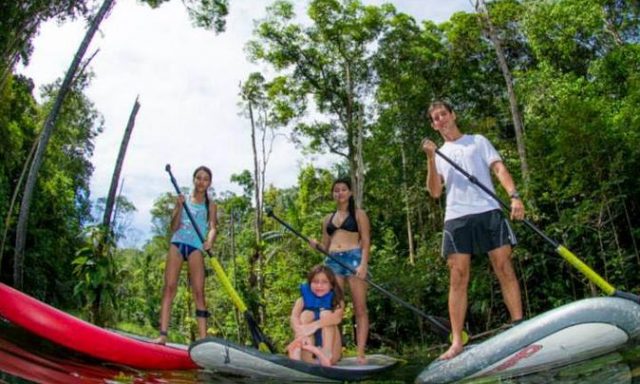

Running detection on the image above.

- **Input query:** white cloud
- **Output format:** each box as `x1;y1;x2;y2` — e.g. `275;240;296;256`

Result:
18;0;472;247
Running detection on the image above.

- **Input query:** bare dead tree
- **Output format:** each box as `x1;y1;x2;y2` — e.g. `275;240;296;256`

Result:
13;0;116;289
102;95;139;231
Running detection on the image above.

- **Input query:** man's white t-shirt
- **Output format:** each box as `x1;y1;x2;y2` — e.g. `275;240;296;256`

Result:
435;134;502;222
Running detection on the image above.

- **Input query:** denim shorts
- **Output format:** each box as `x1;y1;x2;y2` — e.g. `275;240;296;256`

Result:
325;248;362;277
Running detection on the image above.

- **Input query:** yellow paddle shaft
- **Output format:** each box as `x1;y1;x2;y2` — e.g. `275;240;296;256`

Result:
209;257;248;312
556;245;616;296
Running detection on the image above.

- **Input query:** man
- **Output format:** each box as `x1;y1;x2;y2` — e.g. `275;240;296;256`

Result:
422;100;524;360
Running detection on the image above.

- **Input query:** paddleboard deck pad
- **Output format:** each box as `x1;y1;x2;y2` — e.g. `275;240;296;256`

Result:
416;297;640;383
190;337;399;382
0;282;196;370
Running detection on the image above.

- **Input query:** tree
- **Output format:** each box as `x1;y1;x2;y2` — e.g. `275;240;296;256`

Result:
13;0;115;290
0;0;89;90
238;72;284;322
372;12;448;264
476;0;529;184
102;96;139;233
142;0;229;32
248;0;395;207
0;75;40;277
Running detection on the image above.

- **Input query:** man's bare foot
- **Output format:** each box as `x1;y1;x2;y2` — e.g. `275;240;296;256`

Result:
357;355;367;365
439;343;464;360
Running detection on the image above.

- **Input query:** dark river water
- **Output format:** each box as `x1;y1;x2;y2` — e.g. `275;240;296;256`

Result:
1;319;639;384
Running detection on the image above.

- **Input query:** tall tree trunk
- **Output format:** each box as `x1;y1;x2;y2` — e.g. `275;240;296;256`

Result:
343;60;366;208
258;108;274;325
13;0;116;290
249;101;262;252
0;137;38;277
400;144;415;265
354;109;365;209
476;0;529;185
102;96;139;231
246;100;262;323
230;210;243;341
111;178;125;233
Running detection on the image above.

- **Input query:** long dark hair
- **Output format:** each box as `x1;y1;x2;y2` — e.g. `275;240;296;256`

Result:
193;166;212;221
307;264;344;309
331;178;355;219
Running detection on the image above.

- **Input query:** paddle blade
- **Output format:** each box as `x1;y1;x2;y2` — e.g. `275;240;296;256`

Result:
245;311;275;353
431;315;470;345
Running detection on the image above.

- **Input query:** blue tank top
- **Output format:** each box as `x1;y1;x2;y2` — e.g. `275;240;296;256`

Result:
170;199;208;249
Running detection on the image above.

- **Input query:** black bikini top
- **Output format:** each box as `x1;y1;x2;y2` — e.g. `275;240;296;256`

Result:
326;211;359;236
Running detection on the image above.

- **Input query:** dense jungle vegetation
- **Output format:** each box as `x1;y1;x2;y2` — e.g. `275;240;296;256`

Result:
1;0;639;355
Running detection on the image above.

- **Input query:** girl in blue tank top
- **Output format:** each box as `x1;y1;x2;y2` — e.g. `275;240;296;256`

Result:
287;264;344;366
154;166;217;345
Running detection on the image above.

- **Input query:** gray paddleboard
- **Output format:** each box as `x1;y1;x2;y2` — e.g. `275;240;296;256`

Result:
416;297;640;383
190;337;399;382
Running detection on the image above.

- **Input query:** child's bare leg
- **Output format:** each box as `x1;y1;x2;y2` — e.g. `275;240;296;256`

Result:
330;325;342;364
319;310;341;364
299;310;316;363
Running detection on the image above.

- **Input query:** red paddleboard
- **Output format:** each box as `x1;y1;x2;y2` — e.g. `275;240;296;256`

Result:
0;283;197;370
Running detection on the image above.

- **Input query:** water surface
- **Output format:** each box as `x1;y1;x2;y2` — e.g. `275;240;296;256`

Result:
1;319;639;383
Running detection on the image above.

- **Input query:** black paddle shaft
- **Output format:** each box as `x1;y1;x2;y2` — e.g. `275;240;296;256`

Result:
164;164;276;352
165;164;210;252
265;209;452;338
434;148;560;247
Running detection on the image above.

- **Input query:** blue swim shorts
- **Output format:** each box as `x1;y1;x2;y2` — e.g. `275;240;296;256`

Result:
171;242;200;261
325;248;362;277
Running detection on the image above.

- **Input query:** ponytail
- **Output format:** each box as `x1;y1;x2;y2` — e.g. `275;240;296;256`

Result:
204;192;211;225
348;195;355;219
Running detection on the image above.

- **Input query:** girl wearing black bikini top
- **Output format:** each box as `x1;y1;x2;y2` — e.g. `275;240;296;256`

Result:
309;178;371;364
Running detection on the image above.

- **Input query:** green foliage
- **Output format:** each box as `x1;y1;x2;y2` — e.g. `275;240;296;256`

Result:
72;225;119;326
4;0;640;356
0;0;88;74
0;71;101;309
112;0;640;351
140;0;229;33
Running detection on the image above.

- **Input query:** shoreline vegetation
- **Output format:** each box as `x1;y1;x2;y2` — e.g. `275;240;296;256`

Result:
1;0;639;362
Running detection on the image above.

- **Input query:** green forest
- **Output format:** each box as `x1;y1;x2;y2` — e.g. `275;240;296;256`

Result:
1;0;639;358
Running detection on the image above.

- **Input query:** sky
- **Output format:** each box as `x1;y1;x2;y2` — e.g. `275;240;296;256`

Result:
17;0;473;248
